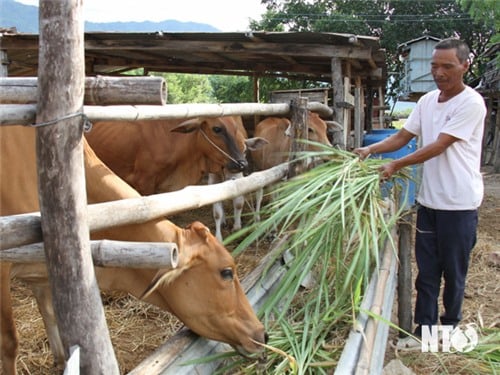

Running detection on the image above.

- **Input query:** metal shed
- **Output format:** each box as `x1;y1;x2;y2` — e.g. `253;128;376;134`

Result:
398;35;441;101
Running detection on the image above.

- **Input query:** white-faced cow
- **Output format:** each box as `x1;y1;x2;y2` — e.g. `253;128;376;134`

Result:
85;116;267;241
0;126;267;375
207;120;268;241
250;111;332;221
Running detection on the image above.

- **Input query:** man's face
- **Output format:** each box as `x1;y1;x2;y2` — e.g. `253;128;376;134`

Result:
430;48;469;93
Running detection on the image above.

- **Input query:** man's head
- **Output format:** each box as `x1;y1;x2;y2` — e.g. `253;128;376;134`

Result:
431;38;470;97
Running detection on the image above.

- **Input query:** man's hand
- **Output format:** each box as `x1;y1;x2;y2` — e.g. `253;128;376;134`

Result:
379;161;398;180
353;146;371;160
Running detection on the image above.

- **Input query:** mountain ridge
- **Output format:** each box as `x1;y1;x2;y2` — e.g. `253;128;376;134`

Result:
0;0;219;33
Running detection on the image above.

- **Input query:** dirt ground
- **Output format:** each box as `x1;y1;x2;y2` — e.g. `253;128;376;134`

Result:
4;167;499;374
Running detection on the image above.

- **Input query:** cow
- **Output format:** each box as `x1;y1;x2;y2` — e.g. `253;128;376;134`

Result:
85;116;267;241
208;119;268;241
0;126;267;375
250;111;333;221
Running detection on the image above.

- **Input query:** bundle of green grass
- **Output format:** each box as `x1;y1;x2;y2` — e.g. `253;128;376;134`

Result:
210;145;406;374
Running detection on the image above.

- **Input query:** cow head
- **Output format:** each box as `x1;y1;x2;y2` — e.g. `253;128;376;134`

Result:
171;116;266;174
306;111;333;148
138;221;268;355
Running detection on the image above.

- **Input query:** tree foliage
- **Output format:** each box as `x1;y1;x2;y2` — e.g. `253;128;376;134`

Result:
251;0;497;101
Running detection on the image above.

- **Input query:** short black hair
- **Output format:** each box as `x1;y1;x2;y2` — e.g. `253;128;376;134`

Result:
434;38;470;63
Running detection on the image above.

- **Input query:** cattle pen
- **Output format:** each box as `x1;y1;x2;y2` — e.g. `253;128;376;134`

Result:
0;2;414;374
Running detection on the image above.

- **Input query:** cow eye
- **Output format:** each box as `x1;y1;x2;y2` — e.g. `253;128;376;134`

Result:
220;268;233;281
212;126;222;134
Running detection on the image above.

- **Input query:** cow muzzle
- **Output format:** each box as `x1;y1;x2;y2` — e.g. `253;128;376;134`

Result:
226;159;248;173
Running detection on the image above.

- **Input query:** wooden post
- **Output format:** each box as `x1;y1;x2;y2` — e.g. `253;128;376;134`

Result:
331;57;344;147
354;76;362;148
397;212;413;336
36;1;119;373
288;97;308;178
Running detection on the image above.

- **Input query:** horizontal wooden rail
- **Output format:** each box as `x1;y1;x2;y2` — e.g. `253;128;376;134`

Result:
0;76;167;105
1;240;179;269
0;101;333;125
0;163;290;250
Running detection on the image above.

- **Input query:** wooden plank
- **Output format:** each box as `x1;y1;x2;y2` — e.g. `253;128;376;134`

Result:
0;76;167;105
36;1;119;373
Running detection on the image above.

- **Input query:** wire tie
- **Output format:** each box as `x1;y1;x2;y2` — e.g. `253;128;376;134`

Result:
30;112;92;131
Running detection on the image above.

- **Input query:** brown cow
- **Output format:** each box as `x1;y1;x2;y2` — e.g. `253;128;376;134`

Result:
250;111;332;220
84;116;264;195
85;116;267;241
0;126;267;375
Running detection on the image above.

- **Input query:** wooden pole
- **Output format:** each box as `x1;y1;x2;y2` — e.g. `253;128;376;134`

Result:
288;97;308;178
397;212;413;336
0;76;167;105
331;57;344;147
1;240;179;269
0;163;290;251
0;101;334;125
36;1;118;373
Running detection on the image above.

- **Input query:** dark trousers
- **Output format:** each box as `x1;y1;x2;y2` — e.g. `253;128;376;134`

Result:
413;205;478;335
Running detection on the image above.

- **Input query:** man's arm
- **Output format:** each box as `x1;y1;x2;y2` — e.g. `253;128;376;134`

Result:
379;133;459;179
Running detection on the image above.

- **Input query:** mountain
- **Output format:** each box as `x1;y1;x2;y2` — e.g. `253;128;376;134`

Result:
0;0;219;33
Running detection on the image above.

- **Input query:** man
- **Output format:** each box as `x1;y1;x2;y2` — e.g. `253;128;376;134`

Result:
354;38;486;349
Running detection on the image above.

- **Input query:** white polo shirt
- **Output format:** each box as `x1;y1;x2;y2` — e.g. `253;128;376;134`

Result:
404;86;486;210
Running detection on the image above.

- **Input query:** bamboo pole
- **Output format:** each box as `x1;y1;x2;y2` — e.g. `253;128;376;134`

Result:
0;76;167;105
0;240;178;269
0;101;333;125
0;163;290;250
335;201;399;375
354;205;399;375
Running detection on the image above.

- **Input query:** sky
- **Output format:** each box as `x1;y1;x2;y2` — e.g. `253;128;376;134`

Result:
16;0;267;32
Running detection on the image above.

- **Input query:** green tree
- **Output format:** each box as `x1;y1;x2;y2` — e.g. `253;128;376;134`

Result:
251;0;496;101
152;72;214;104
209;75;253;103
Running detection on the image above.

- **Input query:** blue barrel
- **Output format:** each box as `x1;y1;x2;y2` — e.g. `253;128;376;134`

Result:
362;129;417;209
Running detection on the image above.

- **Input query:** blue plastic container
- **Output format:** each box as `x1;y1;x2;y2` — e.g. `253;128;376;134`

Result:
362;129;417;209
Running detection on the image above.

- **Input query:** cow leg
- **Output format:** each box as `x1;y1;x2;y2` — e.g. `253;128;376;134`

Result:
228;172;244;232
0;263;18;375
29;281;66;370
255;187;264;223
208;173;226;242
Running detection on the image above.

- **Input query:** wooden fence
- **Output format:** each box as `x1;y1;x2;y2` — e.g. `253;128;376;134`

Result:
0;1;407;373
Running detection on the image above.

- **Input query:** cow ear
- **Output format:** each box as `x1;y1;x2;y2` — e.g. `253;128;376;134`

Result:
170;118;202;133
187;221;211;242
139;267;181;300
245;137;269;151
